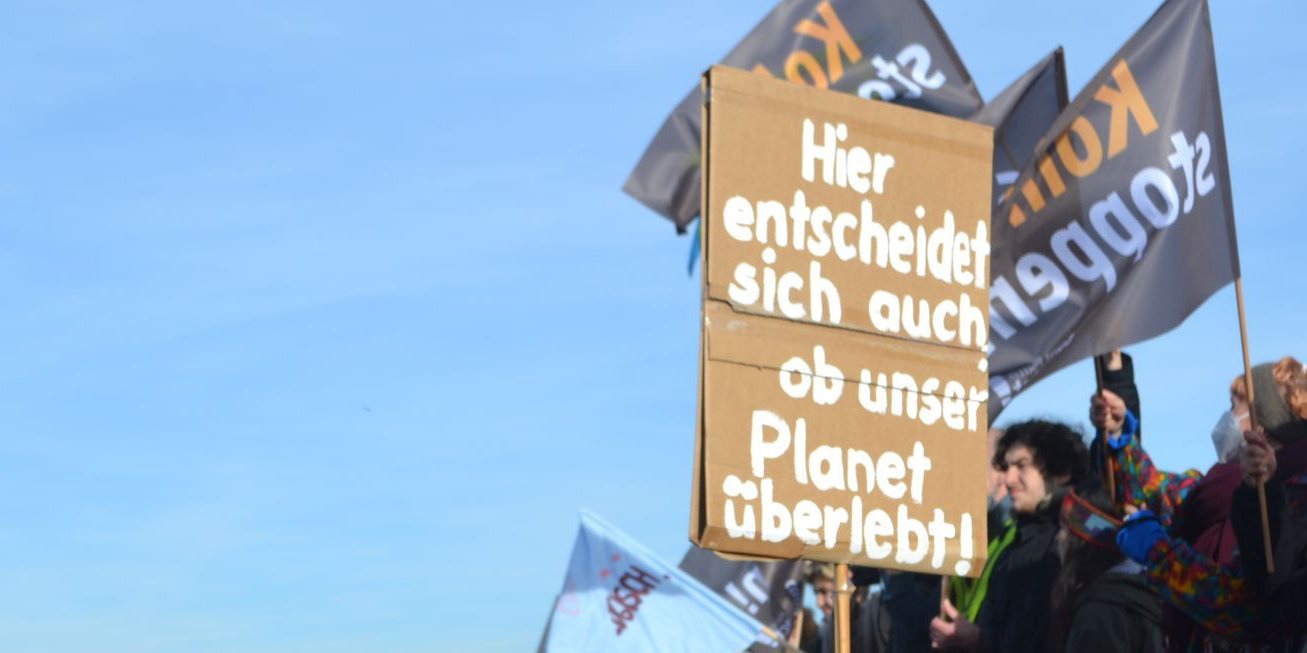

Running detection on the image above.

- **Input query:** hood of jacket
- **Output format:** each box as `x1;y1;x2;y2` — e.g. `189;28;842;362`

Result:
1072;572;1162;625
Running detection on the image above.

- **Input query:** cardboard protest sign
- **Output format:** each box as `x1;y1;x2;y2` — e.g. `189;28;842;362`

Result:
692;66;992;577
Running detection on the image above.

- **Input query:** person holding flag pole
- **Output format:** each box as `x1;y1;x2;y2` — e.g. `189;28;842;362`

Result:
1087;350;1143;510
963;1;1292;645
1233;398;1307;644
1095;355;1307;649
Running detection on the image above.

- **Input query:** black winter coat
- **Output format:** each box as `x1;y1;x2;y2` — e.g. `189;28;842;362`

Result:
976;495;1062;653
1066;572;1165;653
1232;476;1307;642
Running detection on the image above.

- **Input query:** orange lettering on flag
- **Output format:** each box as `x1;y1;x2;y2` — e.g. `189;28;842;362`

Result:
1009;203;1027;228
1037;155;1066;199
793;1;863;84
1093;60;1158;159
1020;177;1045;213
1055;116;1104;178
785;51;830;88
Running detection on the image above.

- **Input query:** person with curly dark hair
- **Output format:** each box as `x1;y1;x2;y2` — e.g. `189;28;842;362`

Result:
929;419;1088;651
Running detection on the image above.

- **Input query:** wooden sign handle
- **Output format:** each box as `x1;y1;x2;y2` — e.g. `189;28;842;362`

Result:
834;562;851;653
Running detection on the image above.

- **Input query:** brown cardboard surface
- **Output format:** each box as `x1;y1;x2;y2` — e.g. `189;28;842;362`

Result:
693;66;993;577
704;67;993;350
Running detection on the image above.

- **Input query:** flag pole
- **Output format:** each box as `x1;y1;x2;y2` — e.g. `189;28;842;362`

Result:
760;626;806;653
1093;354;1117;504
834;562;851;653
1234;277;1274;574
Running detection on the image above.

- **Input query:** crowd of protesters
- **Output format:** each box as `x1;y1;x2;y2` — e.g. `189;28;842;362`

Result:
788;351;1307;652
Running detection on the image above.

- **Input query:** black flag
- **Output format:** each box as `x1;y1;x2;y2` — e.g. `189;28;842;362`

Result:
972;48;1069;214
624;0;983;232
986;0;1237;414
679;546;805;651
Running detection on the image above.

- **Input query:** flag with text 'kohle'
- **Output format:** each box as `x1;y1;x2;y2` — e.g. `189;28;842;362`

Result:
624;0;982;232
679;545;805;653
987;0;1237;414
538;512;764;653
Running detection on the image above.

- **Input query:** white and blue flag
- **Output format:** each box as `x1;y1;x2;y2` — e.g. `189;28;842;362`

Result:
539;511;766;653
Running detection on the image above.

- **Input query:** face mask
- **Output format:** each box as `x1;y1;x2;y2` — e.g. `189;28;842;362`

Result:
1210;410;1246;463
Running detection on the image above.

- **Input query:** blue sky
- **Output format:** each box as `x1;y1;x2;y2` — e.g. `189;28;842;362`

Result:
1;1;1304;651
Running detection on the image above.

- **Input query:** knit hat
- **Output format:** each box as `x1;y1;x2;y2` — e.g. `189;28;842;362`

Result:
1252;363;1307;444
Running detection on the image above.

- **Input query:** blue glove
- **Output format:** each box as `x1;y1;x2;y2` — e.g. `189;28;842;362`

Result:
1116;509;1165;564
1107;409;1140;450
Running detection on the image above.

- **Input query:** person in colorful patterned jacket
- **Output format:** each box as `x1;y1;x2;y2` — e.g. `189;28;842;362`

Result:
1096;356;1307;651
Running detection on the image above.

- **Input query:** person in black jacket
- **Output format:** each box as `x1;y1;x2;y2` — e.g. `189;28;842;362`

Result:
1050;484;1163;652
1232;427;1307;645
928;420;1089;651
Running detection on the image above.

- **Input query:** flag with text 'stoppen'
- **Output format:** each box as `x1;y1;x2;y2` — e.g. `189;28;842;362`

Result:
624;0;983;232
986;0;1237;417
538;511;765;653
